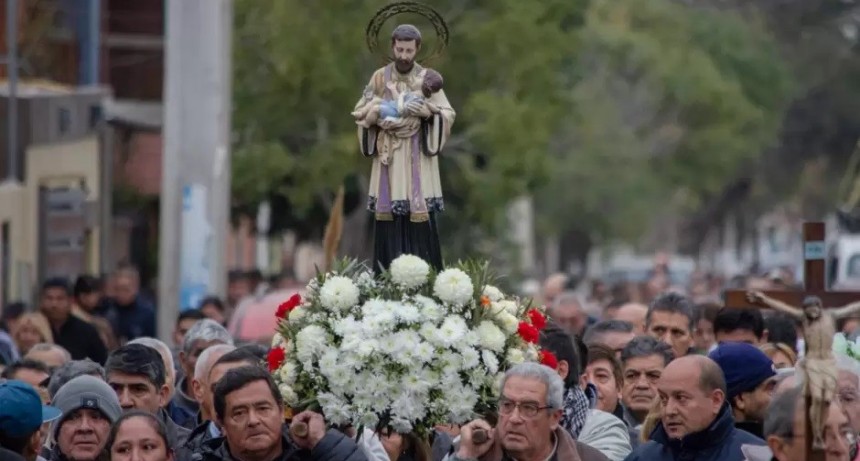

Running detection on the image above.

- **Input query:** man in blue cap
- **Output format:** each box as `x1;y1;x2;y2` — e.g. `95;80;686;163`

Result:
0;380;62;461
709;342;777;439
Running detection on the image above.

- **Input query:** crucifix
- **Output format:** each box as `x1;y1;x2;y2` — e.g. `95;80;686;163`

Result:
724;222;860;461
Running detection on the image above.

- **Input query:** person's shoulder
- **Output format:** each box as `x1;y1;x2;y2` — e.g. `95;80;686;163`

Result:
625;441;665;456
575;441;611;461
68;314;98;330
732;427;766;445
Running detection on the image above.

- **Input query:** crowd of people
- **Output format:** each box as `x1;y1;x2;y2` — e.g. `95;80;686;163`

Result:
0;258;857;461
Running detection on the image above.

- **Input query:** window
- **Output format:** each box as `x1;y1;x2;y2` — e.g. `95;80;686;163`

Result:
89;105;103;128
58;107;71;134
847;255;860;278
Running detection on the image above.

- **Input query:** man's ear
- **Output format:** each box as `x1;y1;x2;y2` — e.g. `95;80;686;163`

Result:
761;329;769;343
158;384;170;408
733;393;746;412
557;359;569;381
191;377;204;403
766;435;788;460
548;408;563;431
711;389;725;414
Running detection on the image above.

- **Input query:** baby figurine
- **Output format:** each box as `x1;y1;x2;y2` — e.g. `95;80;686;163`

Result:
353;68;444;125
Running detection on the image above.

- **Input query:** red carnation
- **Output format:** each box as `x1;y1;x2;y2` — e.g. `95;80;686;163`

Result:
517;322;539;344
276;293;302;319
528;309;547;330
540;350;558;369
267;346;286;372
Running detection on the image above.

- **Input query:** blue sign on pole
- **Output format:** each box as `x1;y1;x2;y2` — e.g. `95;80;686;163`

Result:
179;184;211;311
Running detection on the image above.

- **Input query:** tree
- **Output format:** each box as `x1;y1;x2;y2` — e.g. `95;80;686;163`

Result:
532;0;794;267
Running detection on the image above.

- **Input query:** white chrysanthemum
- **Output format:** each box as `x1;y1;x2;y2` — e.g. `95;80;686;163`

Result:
319;276;360;311
287;307;306;324
433;269;474;306
279;384;299;406
482;285;504;302
476;321;506;352
295;325;330;363
437;316;469;347
278;360;299;385
495;311;519;334
494;300;519;315
460;347;480;369
414;295;444;322
482;350;500;374
318;393;351;426
506;348;525;365
390;255;431;289
271;333;285;348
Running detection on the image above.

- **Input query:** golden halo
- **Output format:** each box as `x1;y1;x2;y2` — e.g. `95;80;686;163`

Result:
366;2;449;64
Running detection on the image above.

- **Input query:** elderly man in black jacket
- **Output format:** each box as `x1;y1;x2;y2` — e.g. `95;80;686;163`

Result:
197;366;366;461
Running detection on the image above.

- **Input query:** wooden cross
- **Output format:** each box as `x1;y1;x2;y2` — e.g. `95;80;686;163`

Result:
724;222;860;461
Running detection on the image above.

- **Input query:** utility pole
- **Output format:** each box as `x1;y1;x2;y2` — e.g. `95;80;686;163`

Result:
4;0;19;181
158;0;233;341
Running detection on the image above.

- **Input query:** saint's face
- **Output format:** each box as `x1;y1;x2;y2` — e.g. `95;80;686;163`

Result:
393;39;418;73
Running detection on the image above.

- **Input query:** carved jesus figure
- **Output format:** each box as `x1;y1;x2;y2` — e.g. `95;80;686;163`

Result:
353;24;455;273
746;291;860;449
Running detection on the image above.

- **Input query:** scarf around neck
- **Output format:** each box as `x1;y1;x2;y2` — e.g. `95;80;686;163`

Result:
560;385;592;438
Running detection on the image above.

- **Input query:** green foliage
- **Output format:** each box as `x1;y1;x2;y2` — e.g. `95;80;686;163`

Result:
534;0;794;243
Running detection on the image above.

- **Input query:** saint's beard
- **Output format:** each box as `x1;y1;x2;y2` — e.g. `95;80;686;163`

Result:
395;59;414;74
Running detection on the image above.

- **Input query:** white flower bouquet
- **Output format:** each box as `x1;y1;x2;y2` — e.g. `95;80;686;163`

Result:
833;332;860;362
268;255;553;437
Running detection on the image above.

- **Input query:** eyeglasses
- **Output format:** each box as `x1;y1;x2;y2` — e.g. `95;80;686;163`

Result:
780;429;857;445
498;398;552;418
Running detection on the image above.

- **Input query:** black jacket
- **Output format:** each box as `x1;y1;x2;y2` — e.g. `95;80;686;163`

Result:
623;403;765;461
51;315;108;364
184;420;219;454
160;408;192;461
0;448;25;461
195;424;367;461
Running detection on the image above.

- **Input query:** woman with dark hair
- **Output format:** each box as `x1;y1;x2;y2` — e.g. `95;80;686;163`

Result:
108;411;174;461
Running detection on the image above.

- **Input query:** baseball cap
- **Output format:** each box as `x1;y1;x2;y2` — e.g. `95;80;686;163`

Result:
0;380;62;437
709;342;777;400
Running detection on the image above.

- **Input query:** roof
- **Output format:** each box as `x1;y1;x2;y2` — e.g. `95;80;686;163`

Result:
0;80;109;97
103;99;163;130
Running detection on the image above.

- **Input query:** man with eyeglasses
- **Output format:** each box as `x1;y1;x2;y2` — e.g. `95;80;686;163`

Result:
758;385;853;461
452;362;609;461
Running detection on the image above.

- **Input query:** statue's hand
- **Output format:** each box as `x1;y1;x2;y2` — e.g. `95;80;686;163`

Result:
404;100;431;119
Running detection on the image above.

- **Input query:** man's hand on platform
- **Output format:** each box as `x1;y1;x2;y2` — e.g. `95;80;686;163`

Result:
457;419;494;459
290;410;327;450
746;291;765;305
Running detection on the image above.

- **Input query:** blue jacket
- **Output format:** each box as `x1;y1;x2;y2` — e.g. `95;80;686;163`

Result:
623;403;764;461
99;296;156;342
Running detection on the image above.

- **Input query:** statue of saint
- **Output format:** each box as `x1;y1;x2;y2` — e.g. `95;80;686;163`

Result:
746;291;860;449
352;24;456;273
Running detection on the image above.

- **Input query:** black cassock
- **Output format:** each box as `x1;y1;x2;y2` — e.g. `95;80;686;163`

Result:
360;113;447;274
